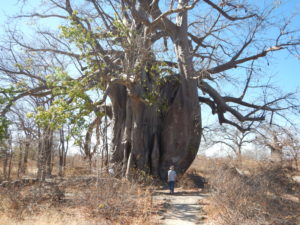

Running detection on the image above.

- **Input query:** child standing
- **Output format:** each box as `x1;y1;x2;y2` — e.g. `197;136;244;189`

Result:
167;165;177;194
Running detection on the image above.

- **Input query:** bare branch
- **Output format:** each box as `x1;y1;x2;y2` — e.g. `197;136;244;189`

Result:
1;86;50;117
14;13;67;19
203;0;258;21
151;0;199;28
198;81;265;131
207;46;283;75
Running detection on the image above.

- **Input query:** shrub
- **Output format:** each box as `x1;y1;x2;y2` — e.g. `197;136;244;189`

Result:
178;169;206;189
0;174;155;225
0;182;64;218
207;162;300;225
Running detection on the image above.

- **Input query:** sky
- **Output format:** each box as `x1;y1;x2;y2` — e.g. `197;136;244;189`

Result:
0;0;299;157
257;0;300;92
0;0;298;90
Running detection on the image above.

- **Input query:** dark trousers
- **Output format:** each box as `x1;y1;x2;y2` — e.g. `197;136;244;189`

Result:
168;181;175;194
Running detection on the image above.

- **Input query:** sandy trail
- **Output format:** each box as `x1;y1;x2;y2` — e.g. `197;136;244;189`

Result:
153;189;207;225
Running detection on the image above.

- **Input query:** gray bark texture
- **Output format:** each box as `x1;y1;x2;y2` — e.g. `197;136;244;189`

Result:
109;75;201;180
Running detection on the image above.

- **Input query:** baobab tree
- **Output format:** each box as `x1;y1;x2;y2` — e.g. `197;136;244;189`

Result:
0;0;299;179
203;123;254;161
255;124;300;167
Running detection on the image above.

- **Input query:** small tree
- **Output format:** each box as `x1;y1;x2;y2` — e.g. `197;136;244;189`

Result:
283;132;300;170
255;124;300;168
58;125;70;177
203;123;254;161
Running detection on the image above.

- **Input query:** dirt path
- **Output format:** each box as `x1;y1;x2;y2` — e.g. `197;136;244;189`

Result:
153;189;208;225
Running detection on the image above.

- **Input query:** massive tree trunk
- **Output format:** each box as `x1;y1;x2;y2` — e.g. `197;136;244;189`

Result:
109;75;201;179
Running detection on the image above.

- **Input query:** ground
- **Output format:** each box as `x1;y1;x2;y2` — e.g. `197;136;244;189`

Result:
153;188;208;225
1;156;300;224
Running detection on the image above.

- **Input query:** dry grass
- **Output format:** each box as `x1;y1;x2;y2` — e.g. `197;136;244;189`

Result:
202;158;300;225
178;169;206;189
0;172;156;225
80;175;154;224
0;209;100;225
0;182;64;219
0;155;157;225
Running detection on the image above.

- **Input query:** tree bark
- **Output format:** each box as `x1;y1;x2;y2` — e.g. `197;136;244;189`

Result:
58;128;65;177
17;142;23;178
7;152;12;181
109;74;201;179
37;127;53;181
3;147;8;180
21;141;30;175
45;128;53;177
37;128;46;181
6;136;13;180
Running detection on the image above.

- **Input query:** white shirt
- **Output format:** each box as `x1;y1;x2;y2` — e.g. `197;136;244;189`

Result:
168;169;176;182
